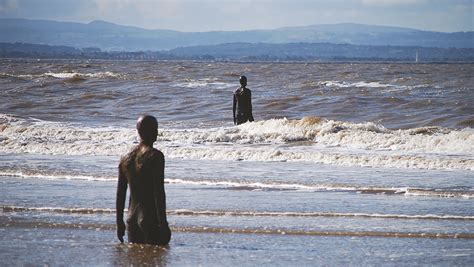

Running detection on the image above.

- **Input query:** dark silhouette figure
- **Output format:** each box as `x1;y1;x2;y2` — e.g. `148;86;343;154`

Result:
116;115;171;245
233;76;254;125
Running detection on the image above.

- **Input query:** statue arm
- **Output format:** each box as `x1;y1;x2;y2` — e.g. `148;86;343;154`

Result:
154;153;168;227
116;163;128;242
233;93;237;124
249;90;254;121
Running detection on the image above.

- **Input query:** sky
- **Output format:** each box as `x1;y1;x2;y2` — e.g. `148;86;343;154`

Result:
0;0;472;32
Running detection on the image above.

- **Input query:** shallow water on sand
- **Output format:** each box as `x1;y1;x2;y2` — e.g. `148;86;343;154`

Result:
1;156;473;265
1;227;473;266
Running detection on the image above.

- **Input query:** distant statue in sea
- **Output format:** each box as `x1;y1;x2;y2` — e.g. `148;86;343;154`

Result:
116;115;171;245
233;76;254;125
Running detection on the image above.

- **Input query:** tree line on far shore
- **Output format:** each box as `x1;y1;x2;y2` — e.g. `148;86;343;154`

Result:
1;42;473;62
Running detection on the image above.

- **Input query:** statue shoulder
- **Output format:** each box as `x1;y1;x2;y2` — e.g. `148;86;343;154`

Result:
150;148;165;162
120;146;137;164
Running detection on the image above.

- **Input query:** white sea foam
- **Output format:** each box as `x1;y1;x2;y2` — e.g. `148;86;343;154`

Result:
161;146;473;170
43;71;124;79
168;209;474;220
161;118;473;155
3;206;473;220
0;71;126;80
0;114;135;156
1;115;473;170
0;170;113;181
160;117;387;144
167;179;473;198
166;178;329;191
319;81;398;88
1;206;117;214
0;73;35;79
1;168;472;198
0;166;474;199
172;78;233;89
317;80;437;92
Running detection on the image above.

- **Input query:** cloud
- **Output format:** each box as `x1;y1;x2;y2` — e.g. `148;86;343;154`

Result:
0;0;17;13
0;0;470;32
361;0;423;6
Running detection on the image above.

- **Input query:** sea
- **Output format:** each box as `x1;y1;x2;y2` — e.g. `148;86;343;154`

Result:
0;58;473;266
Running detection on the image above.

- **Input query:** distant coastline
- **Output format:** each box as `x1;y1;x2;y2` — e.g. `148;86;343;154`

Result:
1;42;473;63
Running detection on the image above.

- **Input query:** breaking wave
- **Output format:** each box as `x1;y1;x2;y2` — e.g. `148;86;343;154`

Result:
0;71;125;80
1;114;472;170
319;80;397;88
317;80;432;90
171;78;234;89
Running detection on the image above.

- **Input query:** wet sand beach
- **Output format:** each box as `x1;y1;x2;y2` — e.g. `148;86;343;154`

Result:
2;222;473;266
1;171;473;266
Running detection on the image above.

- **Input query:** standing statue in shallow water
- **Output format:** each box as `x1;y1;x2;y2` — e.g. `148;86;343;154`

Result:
116;115;171;245
233;76;254;125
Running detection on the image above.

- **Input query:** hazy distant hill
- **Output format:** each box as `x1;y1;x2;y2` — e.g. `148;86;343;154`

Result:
0;18;472;51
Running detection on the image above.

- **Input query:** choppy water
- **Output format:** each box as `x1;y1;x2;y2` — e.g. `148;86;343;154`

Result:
1;59;473;128
0;59;473;265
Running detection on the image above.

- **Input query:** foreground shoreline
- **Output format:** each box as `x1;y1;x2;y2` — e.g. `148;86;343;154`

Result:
1;167;473;265
1;223;473;266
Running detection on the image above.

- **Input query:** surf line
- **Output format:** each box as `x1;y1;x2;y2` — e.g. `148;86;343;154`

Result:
169;209;474;220
174;226;474;239
2;221;473;240
2;206;474;221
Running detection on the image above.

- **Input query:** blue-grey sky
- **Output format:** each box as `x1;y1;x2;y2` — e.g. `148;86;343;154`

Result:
0;0;472;32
